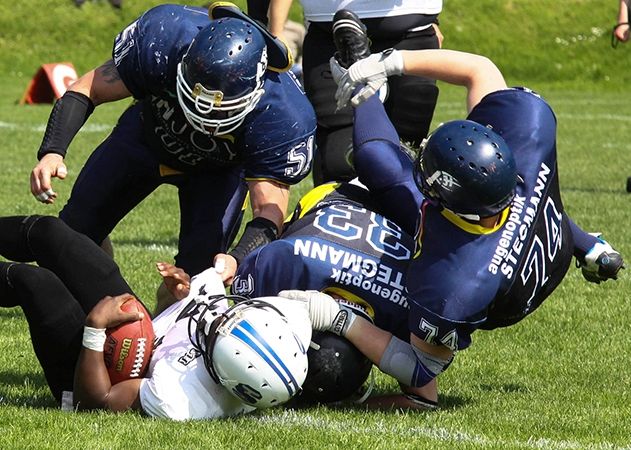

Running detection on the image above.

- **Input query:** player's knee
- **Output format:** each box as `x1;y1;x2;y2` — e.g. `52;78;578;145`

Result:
21;216;66;249
386;80;439;144
314;126;355;183
7;263;61;303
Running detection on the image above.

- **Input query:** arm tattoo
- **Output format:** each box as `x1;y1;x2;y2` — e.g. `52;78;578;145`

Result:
99;60;121;84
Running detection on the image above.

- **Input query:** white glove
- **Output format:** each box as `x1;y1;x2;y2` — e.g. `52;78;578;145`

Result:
278;290;357;336
332;49;405;109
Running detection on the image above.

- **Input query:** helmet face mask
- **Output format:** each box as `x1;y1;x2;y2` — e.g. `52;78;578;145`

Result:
176;18;268;136
190;296;309;409
414;120;517;220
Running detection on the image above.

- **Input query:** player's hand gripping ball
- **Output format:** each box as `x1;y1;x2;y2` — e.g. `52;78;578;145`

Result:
103;298;155;385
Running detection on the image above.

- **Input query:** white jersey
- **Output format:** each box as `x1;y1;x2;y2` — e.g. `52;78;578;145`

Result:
139;269;255;420
301;0;442;22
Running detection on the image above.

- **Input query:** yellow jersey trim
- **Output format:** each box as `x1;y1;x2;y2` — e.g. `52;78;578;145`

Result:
440;207;510;235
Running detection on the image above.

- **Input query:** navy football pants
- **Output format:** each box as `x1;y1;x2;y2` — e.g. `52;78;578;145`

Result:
60;103;247;276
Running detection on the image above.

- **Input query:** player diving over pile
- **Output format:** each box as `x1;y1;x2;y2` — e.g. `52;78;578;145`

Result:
234;10;625;408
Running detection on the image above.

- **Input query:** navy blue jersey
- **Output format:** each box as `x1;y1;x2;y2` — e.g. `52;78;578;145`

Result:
406;89;573;351
231;182;415;340
112;4;316;182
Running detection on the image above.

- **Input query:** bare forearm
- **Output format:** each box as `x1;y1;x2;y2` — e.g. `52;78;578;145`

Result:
73;348;115;410
619;0;629;23
344;316;392;365
74;297;144;411
269;0;293;36
399;49;507;112
344;314;452;390
248;180;290;232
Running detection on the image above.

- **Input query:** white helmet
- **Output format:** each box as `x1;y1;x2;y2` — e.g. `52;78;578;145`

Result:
192;297;309;408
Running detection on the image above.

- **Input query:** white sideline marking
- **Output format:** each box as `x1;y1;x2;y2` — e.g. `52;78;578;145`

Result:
254;411;629;450
0;121;111;133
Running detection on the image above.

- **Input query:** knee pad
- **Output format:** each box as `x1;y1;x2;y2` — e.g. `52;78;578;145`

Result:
313;126;356;184
304;61;353;130
385;77;439;145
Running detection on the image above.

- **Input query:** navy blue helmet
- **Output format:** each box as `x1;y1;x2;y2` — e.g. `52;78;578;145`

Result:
415;120;517;219
176;17;267;135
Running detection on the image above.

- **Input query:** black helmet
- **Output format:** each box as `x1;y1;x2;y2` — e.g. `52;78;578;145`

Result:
297;330;373;404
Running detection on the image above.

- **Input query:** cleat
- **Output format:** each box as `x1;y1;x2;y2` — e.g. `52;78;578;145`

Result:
577;237;624;283
332;9;371;68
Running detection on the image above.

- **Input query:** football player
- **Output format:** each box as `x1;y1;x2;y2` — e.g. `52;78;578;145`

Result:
249;1;442;185
230;179;421;405
0;215;310;420
29;3;316;304
275;11;625;407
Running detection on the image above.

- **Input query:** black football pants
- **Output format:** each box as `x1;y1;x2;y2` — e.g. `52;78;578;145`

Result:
0;215;134;402
302;18;440;184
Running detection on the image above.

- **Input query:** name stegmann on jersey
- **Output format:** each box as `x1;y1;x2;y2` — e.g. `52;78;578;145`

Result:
294;238;408;307
488;162;557;279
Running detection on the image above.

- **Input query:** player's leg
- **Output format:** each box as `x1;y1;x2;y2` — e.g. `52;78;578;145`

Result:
0;216;36;262
351;92;421;236
59;103;161;249
173;168;248;275
0;215;136;312
155;168;247;313
302;23;356;184
22;215;136;308
0;262;84;401
566;215;624;283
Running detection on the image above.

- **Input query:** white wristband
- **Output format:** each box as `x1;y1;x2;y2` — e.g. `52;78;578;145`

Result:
82;326;107;352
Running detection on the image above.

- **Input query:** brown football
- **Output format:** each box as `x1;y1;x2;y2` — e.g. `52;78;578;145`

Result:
103;298;155;385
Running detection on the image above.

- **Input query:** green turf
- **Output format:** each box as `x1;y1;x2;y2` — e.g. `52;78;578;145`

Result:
1;1;631;448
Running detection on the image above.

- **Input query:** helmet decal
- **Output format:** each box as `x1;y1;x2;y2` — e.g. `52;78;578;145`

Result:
416;120;517;219
230;319;300;397
190;296;309;408
427;170;461;192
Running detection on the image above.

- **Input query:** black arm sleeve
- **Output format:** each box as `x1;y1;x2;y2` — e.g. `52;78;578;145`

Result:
228;216;278;265
37;91;95;160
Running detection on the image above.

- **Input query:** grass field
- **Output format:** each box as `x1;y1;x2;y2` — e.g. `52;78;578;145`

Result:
1;1;631;449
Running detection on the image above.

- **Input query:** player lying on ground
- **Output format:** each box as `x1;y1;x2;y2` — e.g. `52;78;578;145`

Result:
230;179;426;406
0;215;310;420
274;10;625;406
